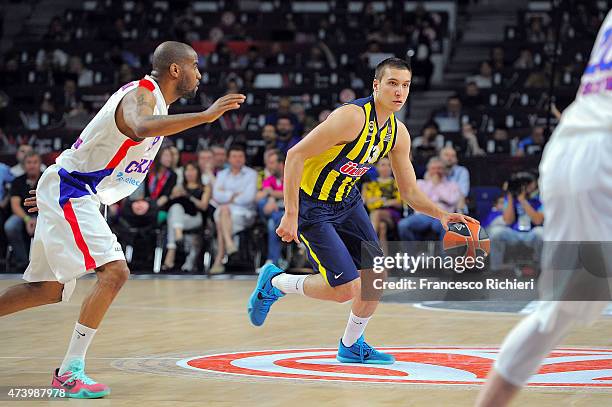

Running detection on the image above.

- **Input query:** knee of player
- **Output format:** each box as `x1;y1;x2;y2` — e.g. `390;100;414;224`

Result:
333;279;360;303
31;281;63;304
99;262;130;290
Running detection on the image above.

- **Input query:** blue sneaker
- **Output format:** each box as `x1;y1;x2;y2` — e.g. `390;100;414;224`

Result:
248;263;285;326
336;336;395;364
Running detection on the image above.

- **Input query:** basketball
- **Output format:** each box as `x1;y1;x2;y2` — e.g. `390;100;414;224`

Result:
443;221;490;259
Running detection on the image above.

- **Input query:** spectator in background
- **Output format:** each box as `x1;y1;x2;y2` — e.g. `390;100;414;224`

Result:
43;16;69;41
145;146;177;212
266;96;298;128
488;173;544;273
486;127;512;155
118;64;134;83
10;144;33;177
411;42;435;90
305;43;336;70
482;195;506;230
516;125;546;156
235;45;265;69
513;48;535;69
162;162;211;272
412;121;443;170
412;121;444;151
440;146;470;197
398;157;461;241
257;148;280;188
255;150;286;267
466;60;493;89
362;157;402;254
211;144;227;174
168;145;182;185
68;56;94;87
460;122;486;157
526;16;547;43
10;144;46;177
197;148;216;188
0;161;14;204
461;81;485;109
0;162;15;246
289;103;306;136
275;114;300;154
490;46;506;70
211;145;257;274
58;79;80;114
432;95;462;132
262;124;278;151
5;151;41;270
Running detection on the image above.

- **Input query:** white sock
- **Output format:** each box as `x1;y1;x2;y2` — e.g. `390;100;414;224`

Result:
271;273;307;295
341;312;371;347
59;322;97;375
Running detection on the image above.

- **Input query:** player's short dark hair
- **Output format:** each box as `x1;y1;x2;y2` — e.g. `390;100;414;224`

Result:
374;57;411;80
151;41;196;76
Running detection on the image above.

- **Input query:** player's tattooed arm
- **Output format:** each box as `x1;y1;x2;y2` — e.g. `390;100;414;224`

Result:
118;88;245;139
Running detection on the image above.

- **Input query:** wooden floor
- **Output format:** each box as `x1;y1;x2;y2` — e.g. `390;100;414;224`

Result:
0;277;610;407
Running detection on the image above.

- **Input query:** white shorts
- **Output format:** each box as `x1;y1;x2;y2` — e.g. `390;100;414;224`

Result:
23;164;125;301
535;129;612;328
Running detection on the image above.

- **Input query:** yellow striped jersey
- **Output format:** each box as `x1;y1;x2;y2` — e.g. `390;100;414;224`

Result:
300;95;398;202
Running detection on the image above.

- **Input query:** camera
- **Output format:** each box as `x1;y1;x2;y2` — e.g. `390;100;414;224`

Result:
506;171;536;196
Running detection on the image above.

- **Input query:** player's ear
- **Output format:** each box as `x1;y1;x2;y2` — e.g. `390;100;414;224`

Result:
169;62;180;79
372;78;379;95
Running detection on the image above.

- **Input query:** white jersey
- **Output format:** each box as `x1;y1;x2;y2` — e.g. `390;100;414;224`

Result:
552;9;612;138
56;75;168;205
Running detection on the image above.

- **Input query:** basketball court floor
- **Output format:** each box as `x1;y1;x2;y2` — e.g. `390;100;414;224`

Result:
1;275;610;406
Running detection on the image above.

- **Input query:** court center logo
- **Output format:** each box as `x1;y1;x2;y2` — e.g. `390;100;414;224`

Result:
176;347;612;387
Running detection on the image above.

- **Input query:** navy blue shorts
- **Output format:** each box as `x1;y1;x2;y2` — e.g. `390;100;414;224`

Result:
298;189;384;287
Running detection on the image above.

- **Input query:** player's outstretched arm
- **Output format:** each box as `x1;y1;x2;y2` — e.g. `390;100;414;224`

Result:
119;88;246;139
389;121;478;230
276;105;364;243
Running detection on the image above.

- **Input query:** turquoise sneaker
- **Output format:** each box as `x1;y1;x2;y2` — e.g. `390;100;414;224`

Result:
51;359;110;398
248;263;285;326
336;336;395;364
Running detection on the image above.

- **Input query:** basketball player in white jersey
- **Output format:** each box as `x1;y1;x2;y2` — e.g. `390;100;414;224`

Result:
0;41;245;398
476;10;612;406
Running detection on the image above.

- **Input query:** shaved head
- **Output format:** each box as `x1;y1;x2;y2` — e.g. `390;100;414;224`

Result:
151;41;201;99
151;41;197;76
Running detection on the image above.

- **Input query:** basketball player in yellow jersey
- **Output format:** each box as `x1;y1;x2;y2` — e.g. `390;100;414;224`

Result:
248;58;477;363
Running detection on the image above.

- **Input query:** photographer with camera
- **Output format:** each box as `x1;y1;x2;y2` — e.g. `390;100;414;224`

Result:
488;172;544;273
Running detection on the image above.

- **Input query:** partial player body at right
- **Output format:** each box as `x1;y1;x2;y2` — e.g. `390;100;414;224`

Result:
248;58;476;364
476;10;612;407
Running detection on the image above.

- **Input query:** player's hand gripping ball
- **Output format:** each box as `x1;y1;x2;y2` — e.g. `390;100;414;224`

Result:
443;221;490;261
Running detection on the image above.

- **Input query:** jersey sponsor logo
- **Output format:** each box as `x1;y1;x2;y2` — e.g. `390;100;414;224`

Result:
384;125;392;142
339;161;371;177
125;159;153;174
115;171;142;187
176;347;612;387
